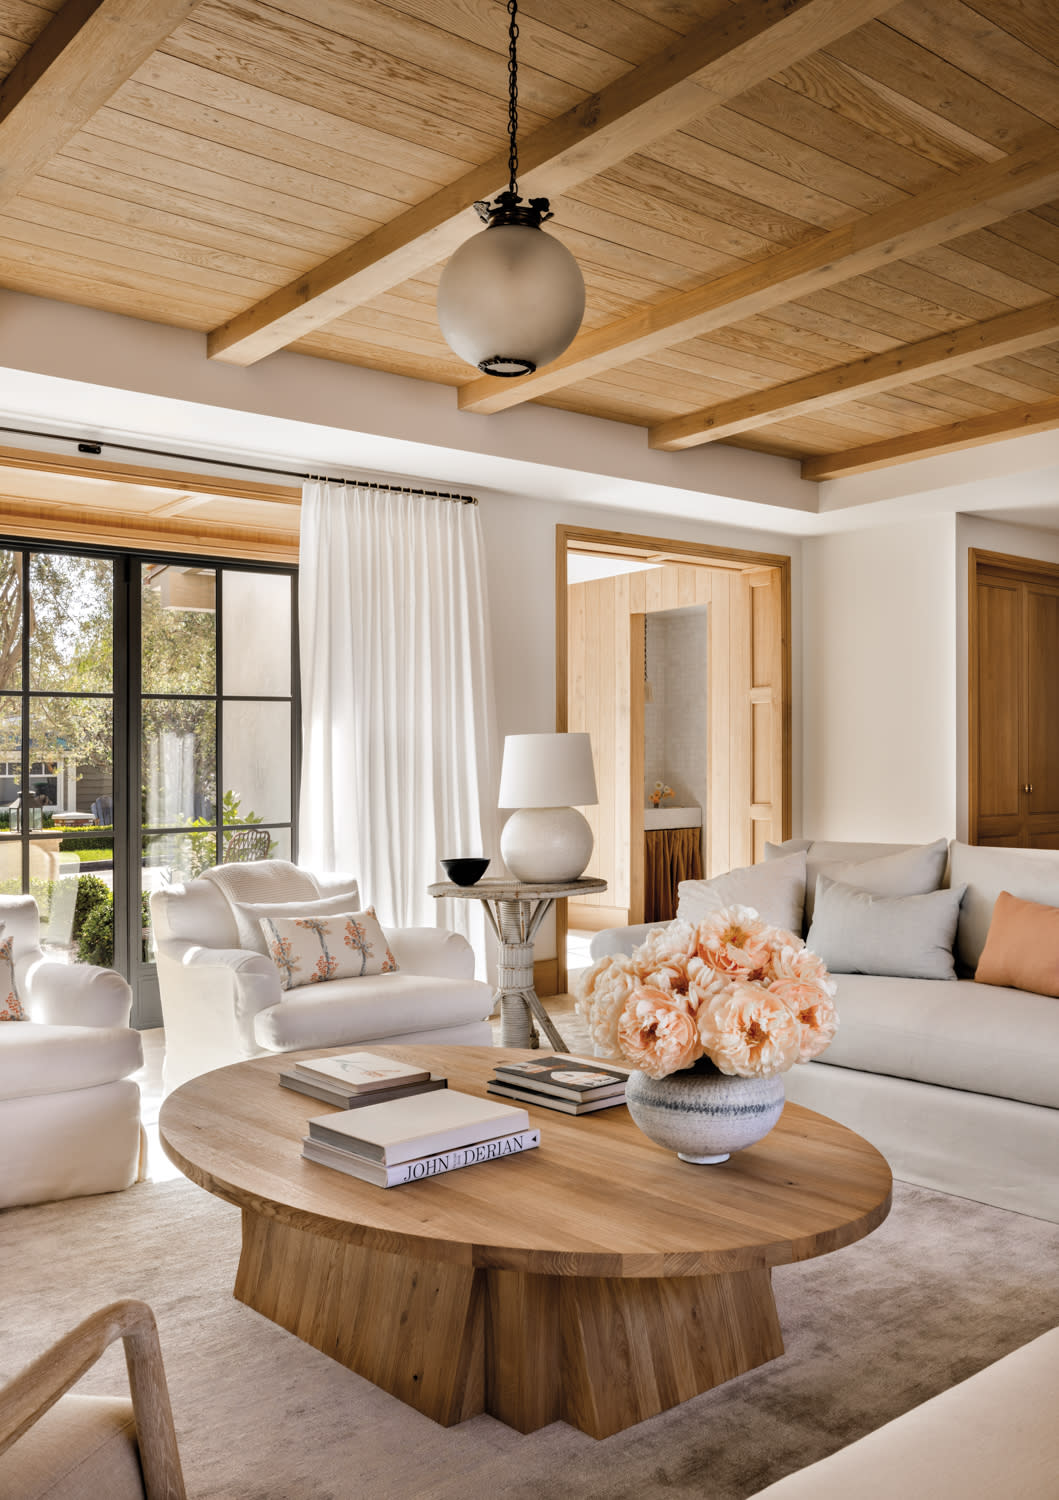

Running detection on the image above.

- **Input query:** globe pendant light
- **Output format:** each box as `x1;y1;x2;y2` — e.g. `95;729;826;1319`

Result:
437;0;585;378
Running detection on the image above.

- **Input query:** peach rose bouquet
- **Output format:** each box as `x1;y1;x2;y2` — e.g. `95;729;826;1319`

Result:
576;906;837;1081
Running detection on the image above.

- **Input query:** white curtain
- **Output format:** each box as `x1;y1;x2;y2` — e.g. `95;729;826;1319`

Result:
298;482;500;969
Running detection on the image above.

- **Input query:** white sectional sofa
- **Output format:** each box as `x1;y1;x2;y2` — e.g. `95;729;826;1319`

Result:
748;1325;1059;1499
590;839;1059;1223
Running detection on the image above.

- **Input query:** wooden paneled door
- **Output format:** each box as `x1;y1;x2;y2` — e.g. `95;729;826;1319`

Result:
970;550;1059;848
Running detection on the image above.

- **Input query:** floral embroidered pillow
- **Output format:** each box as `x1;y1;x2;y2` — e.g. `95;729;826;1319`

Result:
259;908;399;992
0;931;25;1021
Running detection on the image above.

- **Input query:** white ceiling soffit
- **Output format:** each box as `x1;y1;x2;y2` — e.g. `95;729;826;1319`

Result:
0;294;1056;535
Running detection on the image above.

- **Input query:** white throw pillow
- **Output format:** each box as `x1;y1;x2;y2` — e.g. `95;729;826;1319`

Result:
677;850;806;935
230;890;364;956
260;907;398;992
807;876;966;979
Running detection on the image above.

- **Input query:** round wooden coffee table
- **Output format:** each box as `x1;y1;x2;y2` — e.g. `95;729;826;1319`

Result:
160;1045;892;1439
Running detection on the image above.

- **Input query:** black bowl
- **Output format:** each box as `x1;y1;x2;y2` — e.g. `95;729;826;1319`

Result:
440;857;489;887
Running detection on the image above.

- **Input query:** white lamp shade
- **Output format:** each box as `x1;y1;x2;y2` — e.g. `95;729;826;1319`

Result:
437;223;585;374
498;732;597;809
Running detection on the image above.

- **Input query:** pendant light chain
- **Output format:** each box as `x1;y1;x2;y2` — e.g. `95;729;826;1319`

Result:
506;0;520;197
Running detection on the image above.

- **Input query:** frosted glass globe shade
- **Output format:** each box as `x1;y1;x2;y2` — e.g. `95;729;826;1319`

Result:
437;223;585;374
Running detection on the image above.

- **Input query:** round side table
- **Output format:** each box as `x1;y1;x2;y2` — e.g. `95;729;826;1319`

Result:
428;876;607;1050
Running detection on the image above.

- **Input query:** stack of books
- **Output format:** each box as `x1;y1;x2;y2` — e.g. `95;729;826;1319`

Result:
280;1050;447;1109
301;1089;541;1188
487;1055;629;1114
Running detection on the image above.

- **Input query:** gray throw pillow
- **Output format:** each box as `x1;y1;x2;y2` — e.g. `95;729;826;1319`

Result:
677;850;806;934
806;876;967;980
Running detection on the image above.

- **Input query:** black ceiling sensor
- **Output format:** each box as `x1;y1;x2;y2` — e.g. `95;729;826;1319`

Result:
77;442;102;454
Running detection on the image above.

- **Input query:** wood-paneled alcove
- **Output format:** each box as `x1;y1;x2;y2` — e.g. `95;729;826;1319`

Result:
969;548;1059;849
556;525;791;988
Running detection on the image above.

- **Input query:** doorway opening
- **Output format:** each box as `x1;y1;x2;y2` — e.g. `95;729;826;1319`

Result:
556;525;791;995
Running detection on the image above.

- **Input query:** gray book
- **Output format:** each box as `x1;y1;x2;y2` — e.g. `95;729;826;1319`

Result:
487;1082;626;1115
280;1071;447;1109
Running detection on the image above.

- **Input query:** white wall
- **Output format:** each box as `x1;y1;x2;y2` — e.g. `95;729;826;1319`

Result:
802;514;957;842
954;514;1059;841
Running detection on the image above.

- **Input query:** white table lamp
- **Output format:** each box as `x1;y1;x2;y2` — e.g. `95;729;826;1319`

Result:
498;732;598;883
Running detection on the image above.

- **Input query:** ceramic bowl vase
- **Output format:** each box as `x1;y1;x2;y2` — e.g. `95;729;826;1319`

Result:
625;1058;785;1164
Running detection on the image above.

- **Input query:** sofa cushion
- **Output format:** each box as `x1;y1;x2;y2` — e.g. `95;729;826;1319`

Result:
975;890;1059;998
0;1025;144;1100
768;839;946;924
233;891;368;958
807;877;965;980
817;973;1059;1110
951;841;1059;972
0;1392;144;1500
677;850;806;934
253;972;493;1052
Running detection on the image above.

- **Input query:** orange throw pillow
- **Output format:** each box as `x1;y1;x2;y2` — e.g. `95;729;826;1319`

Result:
974;889;1059;997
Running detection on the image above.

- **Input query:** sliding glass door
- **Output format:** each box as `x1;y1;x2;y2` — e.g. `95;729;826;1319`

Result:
0;540;297;1027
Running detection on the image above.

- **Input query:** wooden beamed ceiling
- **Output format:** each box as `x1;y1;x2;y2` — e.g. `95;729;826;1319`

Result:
1;0;1059;478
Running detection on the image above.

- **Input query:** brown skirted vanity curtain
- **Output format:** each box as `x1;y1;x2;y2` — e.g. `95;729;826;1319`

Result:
644;827;703;924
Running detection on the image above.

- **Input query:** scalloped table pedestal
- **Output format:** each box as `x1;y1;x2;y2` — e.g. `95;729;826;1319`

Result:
160;1045;893;1439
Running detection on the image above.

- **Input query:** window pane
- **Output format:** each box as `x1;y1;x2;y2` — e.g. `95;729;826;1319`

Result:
222;825;289;865
142;564;216;694
222;572;291;696
0;839;19;896
0;701;19;825
0;552;22;691
143;828;218;879
30;554;112;691
33;855;114;962
142;700;216;828
223;702;291;824
29;698;112;821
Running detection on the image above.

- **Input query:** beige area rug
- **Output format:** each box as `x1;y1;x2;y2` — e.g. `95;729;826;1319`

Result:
2;1163;1057;1499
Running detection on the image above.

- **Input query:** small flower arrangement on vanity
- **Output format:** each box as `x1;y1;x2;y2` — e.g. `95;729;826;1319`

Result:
649;781;673;807
576;908;838;1163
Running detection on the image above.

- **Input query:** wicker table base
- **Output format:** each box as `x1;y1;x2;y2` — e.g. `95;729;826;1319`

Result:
428;877;608;1051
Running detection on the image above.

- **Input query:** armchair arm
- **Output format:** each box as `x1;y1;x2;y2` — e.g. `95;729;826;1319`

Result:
387;926;475;980
27;959;133;1028
154;940;283;1085
0;1299;186;1500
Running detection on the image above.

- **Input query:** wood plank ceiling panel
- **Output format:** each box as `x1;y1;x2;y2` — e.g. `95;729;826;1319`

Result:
0;0;1055;471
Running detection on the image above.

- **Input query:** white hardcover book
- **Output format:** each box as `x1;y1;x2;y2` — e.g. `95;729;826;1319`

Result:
307;1089;531;1165
294;1051;430;1091
302;1128;541;1187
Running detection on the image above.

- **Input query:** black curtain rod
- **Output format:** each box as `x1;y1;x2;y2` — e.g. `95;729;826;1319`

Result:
0;423;478;505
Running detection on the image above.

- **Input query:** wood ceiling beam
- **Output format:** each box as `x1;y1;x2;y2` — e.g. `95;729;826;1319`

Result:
459;129;1059;416
649;297;1059;451
802;396;1059;480
0;0;204;210
206;0;898;367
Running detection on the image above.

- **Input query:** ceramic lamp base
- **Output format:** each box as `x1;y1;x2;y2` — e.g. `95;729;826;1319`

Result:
500;806;594;883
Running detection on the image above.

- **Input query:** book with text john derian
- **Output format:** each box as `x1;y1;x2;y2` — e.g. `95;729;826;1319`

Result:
307;1090;531;1164
301;1127;541;1187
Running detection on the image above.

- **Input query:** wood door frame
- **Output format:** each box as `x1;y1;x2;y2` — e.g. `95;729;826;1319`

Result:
555;524;793;994
968;546;1059;845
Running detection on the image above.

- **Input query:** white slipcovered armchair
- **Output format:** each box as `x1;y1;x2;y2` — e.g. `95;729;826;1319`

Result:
151;860;493;1093
0;897;144;1209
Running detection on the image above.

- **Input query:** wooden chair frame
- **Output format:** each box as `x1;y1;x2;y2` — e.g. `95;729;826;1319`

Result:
0;1299;186;1500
